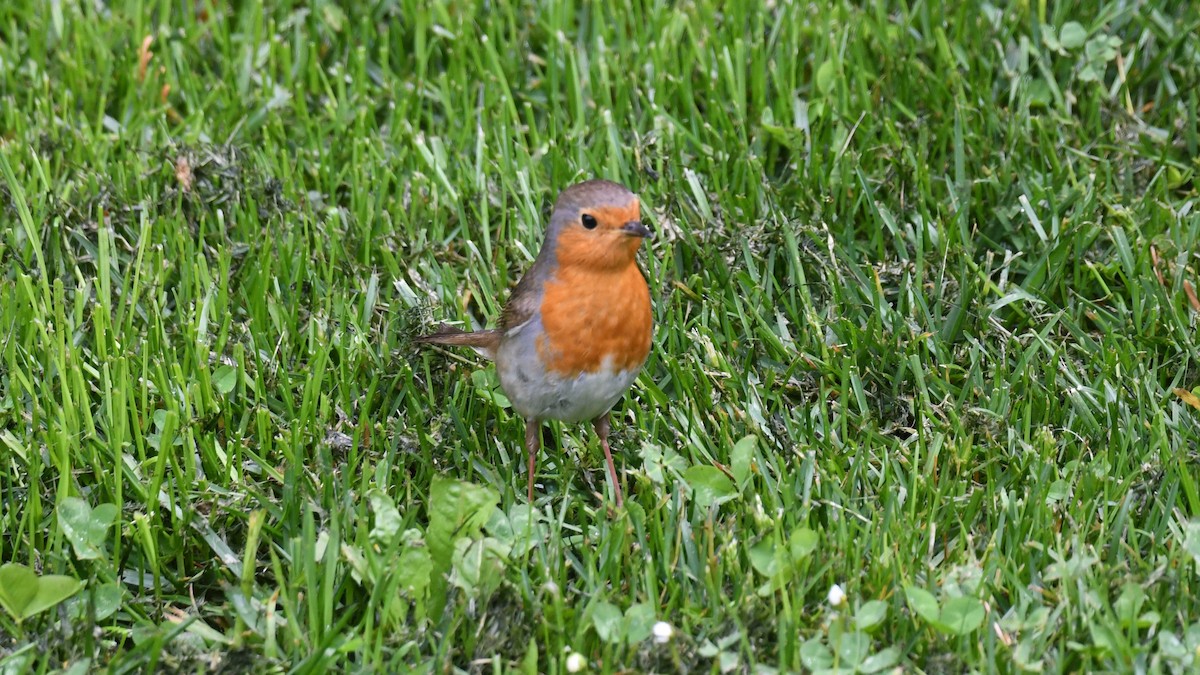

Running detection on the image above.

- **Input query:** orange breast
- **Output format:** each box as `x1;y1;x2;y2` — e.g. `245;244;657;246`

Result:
537;263;652;375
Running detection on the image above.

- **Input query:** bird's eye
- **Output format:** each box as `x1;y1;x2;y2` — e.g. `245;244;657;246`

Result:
581;214;598;229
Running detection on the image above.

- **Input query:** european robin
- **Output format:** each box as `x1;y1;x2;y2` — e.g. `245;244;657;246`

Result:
415;179;653;507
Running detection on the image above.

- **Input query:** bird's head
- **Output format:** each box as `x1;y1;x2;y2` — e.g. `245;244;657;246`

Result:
544;179;652;272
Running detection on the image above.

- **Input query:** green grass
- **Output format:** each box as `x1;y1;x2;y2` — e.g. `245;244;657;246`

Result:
3;0;1200;672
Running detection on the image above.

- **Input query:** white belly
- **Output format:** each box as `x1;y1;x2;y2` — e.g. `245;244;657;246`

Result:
496;353;641;423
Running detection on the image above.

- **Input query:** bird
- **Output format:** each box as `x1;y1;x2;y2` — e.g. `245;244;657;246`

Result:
414;179;653;508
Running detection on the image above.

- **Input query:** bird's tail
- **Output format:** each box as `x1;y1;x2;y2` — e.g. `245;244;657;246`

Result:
413;323;501;360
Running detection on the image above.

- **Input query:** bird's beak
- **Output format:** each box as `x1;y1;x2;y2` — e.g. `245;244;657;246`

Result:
621;220;653;239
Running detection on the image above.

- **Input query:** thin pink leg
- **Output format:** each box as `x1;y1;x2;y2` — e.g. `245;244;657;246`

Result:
592;413;624;507
524;419;541;503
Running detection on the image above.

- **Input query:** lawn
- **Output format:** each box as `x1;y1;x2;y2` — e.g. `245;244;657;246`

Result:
2;0;1200;672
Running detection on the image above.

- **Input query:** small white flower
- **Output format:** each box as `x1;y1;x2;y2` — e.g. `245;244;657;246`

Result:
827;583;847;607
652;621;673;644
565;652;586;672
